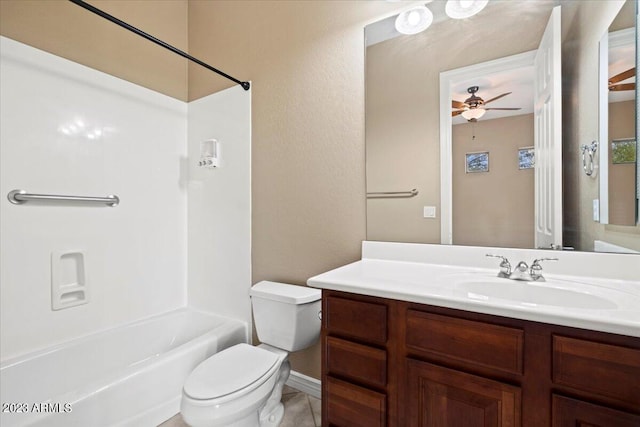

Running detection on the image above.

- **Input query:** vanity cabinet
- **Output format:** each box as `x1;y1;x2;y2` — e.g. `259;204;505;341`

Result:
321;290;640;427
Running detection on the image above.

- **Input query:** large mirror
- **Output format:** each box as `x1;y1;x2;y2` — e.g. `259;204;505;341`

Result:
599;0;638;231
365;0;640;253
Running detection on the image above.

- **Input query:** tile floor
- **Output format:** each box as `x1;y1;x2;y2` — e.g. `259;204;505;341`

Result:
158;385;320;427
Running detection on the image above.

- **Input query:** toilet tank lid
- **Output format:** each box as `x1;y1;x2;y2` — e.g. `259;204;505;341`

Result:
250;281;321;304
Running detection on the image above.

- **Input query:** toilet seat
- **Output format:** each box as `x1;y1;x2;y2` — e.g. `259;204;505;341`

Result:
183;344;281;402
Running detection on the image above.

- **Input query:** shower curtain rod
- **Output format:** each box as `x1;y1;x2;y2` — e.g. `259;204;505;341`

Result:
68;0;250;91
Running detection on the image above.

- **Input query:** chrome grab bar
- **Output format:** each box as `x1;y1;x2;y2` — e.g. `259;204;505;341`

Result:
7;189;119;207
366;188;418;199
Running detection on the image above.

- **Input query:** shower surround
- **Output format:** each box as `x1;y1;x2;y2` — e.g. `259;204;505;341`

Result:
0;35;251;426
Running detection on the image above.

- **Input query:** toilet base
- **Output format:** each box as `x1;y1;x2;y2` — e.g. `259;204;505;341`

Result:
258;360;290;426
219;412;261;427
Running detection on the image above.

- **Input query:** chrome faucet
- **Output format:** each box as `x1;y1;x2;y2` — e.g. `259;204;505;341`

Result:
486;255;558;282
485;254;511;278
529;258;558;282
511;260;531;281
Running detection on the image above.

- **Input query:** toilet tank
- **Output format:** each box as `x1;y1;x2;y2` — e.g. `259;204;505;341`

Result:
250;281;321;352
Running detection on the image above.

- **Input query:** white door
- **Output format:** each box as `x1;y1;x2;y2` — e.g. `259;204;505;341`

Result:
534;6;562;249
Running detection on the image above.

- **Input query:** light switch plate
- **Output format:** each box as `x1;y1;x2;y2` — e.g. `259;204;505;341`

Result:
423;206;437;218
593;199;600;222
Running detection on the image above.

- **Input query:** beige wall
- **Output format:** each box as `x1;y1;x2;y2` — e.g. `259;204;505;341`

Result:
562;0;640;252
608;100;636;226
365;1;554;244
0;0;189;101
452;115;534;248
187;0;401;379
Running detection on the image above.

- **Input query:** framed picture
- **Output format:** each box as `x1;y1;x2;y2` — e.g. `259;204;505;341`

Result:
611;139;636;164
465;151;489;173
518;146;535;169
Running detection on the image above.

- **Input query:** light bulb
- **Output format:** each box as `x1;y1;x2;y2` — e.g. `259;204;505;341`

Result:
408;10;420;26
395;6;433;35
461;108;486;120
445;0;489;19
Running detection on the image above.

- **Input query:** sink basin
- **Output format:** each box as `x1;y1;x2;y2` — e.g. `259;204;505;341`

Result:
456;280;618;310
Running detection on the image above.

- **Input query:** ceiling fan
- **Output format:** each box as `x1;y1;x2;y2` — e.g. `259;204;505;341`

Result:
452;86;521;122
608;67;635;92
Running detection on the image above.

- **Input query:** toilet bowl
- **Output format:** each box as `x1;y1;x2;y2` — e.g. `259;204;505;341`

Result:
180;281;321;427
181;344;289;427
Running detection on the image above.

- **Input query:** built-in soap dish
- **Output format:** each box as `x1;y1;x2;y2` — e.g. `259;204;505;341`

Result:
51;251;89;310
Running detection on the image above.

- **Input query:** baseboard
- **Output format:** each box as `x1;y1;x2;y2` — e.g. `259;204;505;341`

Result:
286;370;321;399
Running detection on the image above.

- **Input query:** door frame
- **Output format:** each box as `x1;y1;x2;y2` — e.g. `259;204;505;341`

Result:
439;50;537;244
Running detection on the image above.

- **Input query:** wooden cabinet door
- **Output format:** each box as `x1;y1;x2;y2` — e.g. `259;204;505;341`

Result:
405;359;521;427
552;395;640;427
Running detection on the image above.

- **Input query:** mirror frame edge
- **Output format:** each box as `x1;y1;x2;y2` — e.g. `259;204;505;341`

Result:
598;30;610;224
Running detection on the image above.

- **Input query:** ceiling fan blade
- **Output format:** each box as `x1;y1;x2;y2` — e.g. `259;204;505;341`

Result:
452;100;467;109
485;107;522;111
608;83;635;91
483;92;512;105
452;110;465;117
609;67;635;84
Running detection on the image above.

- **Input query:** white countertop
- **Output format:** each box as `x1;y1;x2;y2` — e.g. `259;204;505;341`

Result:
307;242;640;338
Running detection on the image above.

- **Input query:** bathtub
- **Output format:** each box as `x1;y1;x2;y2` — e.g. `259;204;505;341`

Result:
0;308;247;427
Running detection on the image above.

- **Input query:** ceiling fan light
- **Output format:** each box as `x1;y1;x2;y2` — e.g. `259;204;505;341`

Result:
445;0;489;19
395;6;433;35
461;108;486;120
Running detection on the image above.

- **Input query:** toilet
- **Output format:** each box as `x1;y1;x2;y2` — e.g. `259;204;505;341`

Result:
180;281;322;427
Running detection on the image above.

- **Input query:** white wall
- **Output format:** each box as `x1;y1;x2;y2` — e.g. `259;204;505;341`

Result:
187;86;252;334
0;37;188;360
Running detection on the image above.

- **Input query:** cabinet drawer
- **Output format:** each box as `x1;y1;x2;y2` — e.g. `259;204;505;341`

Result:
552;394;640;427
327;336;387;388
325;296;387;345
326;376;386;427
552;335;640;407
405;310;524;375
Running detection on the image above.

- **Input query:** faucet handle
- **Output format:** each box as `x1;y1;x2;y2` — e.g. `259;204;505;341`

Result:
531;257;558;266
530;257;558;281
486;254;511;277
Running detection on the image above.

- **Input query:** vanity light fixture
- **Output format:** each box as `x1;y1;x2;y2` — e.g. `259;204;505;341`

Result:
395;5;433;35
461;108;486;121
445;0;489;19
